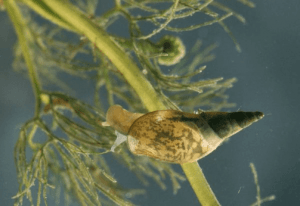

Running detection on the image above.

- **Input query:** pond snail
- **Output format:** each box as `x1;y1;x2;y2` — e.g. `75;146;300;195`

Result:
103;105;264;164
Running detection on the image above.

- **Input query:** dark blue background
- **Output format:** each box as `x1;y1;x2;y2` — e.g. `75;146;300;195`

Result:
1;0;299;205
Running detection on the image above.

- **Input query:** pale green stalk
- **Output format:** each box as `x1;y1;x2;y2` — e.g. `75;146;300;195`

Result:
5;0;41;116
41;0;165;112
20;0;79;33
182;162;220;206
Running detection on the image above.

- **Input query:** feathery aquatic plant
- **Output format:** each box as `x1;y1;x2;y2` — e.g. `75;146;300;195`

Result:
3;0;273;205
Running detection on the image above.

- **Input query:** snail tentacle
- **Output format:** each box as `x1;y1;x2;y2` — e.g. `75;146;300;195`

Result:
111;131;128;152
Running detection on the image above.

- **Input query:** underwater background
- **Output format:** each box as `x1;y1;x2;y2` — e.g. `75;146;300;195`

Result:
0;0;299;205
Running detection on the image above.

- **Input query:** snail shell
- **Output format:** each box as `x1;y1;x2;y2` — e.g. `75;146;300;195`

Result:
105;105;264;164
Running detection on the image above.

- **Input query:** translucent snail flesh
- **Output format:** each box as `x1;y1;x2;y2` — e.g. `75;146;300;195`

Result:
104;105;264;164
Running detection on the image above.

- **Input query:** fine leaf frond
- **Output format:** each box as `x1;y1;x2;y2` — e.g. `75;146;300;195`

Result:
249;163;275;206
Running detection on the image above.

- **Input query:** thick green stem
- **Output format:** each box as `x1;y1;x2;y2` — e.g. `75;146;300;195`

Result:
14;0;221;205
5;0;41;116
41;0;165;112
182;162;220;206
20;0;79;33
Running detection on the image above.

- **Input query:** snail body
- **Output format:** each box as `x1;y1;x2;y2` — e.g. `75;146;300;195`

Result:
105;105;264;164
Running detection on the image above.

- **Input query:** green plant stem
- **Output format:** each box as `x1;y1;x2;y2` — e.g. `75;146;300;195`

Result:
182;162;220;206
5;0;41;116
14;0;221;205
20;0;79;33
41;0;165;112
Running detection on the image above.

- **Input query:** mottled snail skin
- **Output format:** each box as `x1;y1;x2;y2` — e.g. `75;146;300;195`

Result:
106;105;264;164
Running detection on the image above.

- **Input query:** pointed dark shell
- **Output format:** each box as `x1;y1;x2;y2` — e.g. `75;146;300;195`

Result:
199;111;264;139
